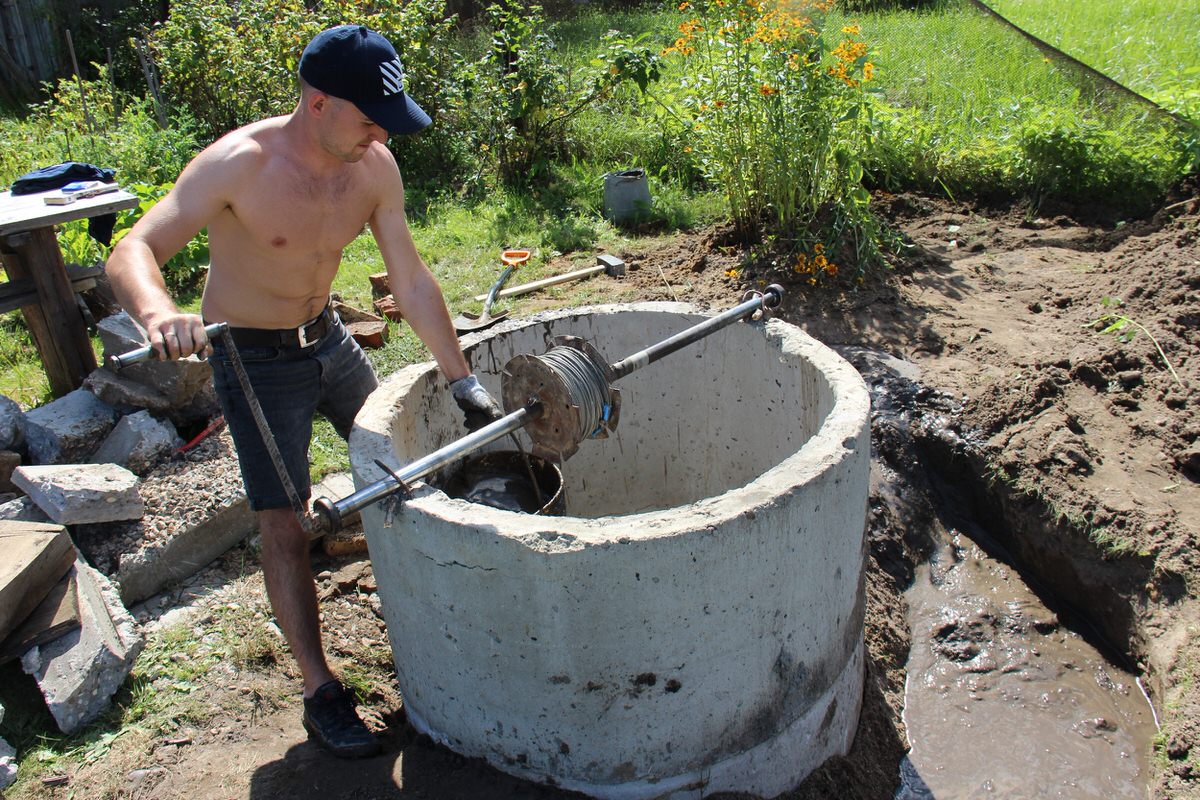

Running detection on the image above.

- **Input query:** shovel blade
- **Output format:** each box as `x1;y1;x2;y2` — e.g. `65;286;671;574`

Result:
453;309;510;334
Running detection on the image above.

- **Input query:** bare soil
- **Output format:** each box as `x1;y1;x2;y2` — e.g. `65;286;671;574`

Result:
7;182;1197;800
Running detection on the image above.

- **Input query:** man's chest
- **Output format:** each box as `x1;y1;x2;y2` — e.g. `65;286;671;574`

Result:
227;170;375;256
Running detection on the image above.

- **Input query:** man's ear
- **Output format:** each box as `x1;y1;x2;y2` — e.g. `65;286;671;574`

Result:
307;90;331;118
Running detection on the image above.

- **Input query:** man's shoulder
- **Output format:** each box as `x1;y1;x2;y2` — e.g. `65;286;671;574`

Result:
200;118;282;166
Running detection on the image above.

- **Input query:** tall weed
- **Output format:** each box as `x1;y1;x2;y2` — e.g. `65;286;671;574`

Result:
660;0;888;278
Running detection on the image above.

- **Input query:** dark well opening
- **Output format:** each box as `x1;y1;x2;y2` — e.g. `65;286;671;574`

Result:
436;451;565;515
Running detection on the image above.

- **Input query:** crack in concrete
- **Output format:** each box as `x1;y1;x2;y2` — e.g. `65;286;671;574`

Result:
419;552;497;571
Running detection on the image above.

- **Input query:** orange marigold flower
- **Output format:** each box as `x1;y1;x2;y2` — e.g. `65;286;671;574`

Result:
679;0;690;8
825;262;839;276
813;243;824;254
759;83;779;96
863;61;875;80
725;268;739;278
713;100;726;108
841;24;860;34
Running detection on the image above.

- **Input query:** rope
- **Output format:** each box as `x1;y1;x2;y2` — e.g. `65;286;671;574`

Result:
538;346;610;440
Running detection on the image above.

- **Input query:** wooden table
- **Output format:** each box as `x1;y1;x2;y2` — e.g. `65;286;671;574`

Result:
0;187;138;396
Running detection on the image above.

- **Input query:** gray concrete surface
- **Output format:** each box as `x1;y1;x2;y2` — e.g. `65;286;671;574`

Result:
351;304;871;799
20;560;144;734
13;463;144;524
24;389;117;465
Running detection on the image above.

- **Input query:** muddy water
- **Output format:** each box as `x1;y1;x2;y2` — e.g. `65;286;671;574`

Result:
837;346;1157;800
898;529;1156;799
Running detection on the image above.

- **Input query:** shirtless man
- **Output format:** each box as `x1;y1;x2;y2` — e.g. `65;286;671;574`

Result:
106;25;502;758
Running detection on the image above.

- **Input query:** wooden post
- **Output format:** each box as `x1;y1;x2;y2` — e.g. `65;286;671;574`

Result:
64;29;96;136
0;229;98;396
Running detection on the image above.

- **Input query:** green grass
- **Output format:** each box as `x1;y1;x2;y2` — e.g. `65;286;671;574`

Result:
840;0;1192;205
984;0;1200;119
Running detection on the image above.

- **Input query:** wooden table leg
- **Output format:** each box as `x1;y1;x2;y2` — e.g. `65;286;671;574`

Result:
0;228;98;396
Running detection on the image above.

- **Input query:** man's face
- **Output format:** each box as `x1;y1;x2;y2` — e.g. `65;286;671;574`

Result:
318;96;389;162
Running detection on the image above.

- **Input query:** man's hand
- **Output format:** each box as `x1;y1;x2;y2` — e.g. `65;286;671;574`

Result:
144;312;214;361
450;374;503;432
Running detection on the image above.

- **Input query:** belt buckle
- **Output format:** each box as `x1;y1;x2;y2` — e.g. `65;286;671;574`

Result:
298;319;317;348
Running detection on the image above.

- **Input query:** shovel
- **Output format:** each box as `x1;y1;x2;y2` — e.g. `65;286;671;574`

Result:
453;249;530;334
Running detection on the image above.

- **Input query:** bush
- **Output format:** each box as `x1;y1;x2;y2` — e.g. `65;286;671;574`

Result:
657;0;887;279
0;66;201;188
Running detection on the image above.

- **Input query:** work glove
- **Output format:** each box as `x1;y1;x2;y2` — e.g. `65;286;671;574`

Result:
450;374;504;432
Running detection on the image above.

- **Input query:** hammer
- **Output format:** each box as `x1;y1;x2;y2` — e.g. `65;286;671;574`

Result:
473;254;625;302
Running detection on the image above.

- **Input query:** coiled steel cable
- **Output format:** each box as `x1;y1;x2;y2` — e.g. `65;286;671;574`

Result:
538;345;611;439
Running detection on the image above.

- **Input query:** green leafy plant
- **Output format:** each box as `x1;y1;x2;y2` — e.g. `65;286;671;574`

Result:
653;0;889;281
1086;296;1184;388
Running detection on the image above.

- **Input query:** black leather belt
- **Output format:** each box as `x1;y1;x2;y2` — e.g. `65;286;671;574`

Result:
217;306;336;350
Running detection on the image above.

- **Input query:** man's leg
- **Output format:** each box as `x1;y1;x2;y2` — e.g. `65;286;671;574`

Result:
256;507;334;696
257;505;381;758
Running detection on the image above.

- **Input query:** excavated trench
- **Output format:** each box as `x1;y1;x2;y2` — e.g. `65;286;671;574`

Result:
843;346;1158;799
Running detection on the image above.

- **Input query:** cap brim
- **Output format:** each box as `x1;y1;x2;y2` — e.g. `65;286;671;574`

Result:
356;93;431;135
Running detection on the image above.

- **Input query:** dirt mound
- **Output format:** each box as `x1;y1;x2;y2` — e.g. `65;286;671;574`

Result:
613;179;1200;798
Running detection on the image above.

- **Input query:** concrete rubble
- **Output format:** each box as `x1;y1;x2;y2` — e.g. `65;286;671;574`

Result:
91;410;182;475
97;312;217;424
24;389;118;465
20;560;144;734
0;700;14;790
0;394;25;451
12;464;144;525
0;495;51;522
84;367;173;415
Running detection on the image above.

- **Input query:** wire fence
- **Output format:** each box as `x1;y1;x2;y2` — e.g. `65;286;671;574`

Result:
842;0;1195;204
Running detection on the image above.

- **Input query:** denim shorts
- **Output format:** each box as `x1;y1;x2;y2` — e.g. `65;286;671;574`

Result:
209;315;379;511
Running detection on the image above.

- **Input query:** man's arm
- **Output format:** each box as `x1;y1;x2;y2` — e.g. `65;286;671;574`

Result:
107;142;243;360
369;155;471;382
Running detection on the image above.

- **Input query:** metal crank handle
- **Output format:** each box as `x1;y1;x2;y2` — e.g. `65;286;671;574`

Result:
312;400;544;533
608;284;784;381
108;322;230;370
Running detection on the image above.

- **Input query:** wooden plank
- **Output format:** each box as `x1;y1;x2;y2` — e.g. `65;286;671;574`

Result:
0;188;139;236
0;569;80;664
0;520;75;642
0;264;100;314
0;227;97;394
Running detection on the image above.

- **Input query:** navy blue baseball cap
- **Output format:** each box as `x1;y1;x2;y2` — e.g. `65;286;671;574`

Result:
299;25;431;135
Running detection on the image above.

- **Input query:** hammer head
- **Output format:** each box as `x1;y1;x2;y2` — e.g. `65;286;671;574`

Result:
596;254;626;277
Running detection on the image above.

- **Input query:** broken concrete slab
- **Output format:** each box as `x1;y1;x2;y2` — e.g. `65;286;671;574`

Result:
83;367;172;415
24;389;118;465
91;411;181;475
98;312;214;409
21;559;144;734
0;394;26;452
0;732;14;790
13;464;144;525
316;472;367;555
115;493;255;606
0;495;51;523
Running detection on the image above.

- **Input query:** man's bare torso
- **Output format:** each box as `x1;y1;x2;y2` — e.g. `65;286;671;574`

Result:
201;117;382;329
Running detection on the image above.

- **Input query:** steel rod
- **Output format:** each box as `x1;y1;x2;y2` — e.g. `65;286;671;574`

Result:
314;403;541;531
109;322;229;369
608;285;782;381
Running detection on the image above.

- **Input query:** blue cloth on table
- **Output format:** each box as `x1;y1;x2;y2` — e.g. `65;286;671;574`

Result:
9;162;120;246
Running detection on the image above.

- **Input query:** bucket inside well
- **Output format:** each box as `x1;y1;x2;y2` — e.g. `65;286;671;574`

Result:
437;451;565;515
